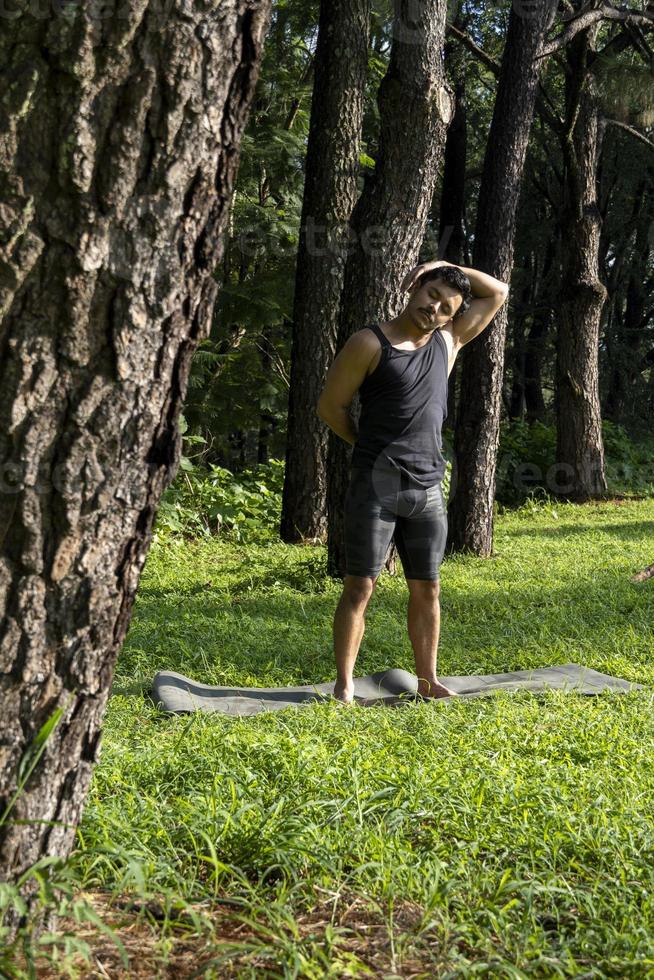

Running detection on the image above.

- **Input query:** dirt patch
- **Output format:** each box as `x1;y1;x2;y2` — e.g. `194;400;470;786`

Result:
27;889;474;978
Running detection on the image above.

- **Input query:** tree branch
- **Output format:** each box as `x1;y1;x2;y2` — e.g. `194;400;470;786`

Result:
603;116;654;150
447;22;565;133
446;23;500;77
538;4;654;59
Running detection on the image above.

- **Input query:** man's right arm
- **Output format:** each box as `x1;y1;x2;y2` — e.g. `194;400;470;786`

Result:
316;331;376;446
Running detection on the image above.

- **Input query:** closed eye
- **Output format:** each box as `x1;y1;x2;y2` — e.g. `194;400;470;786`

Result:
430;290;452;315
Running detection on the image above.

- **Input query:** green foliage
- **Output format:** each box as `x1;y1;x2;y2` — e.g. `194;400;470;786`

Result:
155;457;285;545
496;420;558;506
496;420;654;505
602;420;654;492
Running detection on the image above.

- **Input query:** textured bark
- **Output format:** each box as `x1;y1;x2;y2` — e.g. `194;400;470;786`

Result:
439;15;468;433
0;0;271;894
279;0;370;544
556;27;608;500
448;0;557;557
327;0;454;579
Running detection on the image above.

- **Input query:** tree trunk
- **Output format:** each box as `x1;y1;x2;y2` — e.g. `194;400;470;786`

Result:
524;313;549;423
0;0;271;901
447;0;556;557
555;27;608;500
525;232;556;423
327;0;454;579
604;194;653;422
440;14;469;434
279;0;370;544
508;273;534;420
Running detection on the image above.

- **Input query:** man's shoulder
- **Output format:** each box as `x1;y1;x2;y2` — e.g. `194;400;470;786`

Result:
339;327;379;356
350;326;380;351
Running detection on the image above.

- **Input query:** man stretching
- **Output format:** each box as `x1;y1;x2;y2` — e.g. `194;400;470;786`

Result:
317;259;509;703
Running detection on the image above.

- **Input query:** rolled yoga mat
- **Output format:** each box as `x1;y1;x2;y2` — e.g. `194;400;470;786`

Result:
151;664;643;717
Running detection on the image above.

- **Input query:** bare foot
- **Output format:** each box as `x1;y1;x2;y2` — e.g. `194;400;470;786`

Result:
416;679;458;699
333;683;355;705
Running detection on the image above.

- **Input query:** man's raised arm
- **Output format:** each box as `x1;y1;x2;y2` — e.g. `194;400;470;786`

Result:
403;259;509;348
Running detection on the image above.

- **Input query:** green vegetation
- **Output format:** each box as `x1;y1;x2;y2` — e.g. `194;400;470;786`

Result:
4;485;653;976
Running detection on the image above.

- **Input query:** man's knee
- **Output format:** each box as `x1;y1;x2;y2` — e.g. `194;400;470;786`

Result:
407;577;440;598
342;574;378;604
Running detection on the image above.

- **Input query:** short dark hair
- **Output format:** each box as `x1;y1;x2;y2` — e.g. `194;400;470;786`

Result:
417;266;472;320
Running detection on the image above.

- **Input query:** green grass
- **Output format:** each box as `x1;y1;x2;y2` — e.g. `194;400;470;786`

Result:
15;497;654;977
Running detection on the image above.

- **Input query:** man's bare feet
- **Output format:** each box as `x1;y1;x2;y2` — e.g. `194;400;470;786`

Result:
416;678;458;699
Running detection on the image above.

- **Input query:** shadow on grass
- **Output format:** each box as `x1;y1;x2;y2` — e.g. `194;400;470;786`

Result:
118;560;653;692
499;519;654;540
137;550;332;598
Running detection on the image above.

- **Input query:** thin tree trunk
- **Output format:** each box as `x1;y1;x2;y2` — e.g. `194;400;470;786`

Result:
556;27;608;500
448;0;557;557
604;198;653;421
524;313;549;422
327;0;454;579
525;232;556;423
0;0;271;903
279;0;370;544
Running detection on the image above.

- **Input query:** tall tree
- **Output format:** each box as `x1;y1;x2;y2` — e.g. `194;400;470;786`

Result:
280;0;371;544
555;25;609;499
448;0;557;555
326;0;454;578
439;7;469;432
0;0;271;901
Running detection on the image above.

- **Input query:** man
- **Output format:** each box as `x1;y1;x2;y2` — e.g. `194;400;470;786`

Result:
317;259;509;703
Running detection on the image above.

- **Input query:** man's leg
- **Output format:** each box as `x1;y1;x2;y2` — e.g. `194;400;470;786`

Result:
406;578;457;698
395;483;457;699
333;574;378;703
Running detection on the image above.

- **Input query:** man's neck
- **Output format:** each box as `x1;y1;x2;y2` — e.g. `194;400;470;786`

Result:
385;311;432;343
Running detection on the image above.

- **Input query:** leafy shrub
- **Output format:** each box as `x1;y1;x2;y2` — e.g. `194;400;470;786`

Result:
155;455;284;544
602;420;654;493
495;420;557;505
495;419;654;505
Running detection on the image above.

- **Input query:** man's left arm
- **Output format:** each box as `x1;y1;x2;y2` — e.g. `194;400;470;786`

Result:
404;260;509;348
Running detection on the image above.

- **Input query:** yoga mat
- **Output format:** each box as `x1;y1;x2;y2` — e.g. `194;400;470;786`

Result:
151;664;643;716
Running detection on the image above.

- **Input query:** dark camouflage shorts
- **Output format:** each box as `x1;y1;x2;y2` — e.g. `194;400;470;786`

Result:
344;467;447;581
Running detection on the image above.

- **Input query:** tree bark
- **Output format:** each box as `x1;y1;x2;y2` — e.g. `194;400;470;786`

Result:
327;0;454;579
440;13;469;434
555;27;608;500
0;0;271;899
279;0;371;545
447;0;557;557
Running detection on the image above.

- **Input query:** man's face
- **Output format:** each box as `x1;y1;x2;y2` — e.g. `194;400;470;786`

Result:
407;277;463;331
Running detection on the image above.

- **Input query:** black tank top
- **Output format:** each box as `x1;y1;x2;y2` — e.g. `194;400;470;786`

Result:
351;322;449;490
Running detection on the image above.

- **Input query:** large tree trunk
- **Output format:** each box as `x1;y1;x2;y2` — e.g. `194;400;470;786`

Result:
447;0;556;557
555;27;608;500
279;0;370;545
0;0;271;900
327;0;454;579
439;12;469;434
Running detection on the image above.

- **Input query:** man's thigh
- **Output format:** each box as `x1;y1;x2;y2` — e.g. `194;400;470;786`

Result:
344;469;397;577
394;483;447;581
